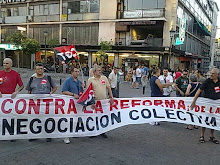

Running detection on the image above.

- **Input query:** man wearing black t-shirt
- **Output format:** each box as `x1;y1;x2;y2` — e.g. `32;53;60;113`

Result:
191;68;220;144
175;70;189;96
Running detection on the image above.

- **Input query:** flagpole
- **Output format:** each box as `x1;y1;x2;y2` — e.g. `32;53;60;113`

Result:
78;61;85;83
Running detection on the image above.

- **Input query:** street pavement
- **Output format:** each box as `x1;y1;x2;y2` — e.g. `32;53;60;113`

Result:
0;68;219;165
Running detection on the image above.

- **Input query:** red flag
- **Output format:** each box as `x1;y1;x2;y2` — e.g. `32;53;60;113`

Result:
54;45;78;64
77;83;95;107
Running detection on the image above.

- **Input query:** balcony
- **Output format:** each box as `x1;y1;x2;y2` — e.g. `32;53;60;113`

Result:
5;16;26;24
115;38;163;47
68;13;99;21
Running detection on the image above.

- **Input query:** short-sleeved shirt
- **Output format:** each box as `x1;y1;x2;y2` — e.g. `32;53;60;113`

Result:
136;68;142;78
108;71;117;88
62;76;82;95
26;75;56;94
144;67;148;75
175;72;181;80
176;76;189;95
0;70;23;94
158;75;173;96
200;78;220;100
88;75;110;100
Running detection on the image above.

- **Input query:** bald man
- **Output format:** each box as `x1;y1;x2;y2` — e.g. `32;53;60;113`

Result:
191;68;220;144
0;58;24;99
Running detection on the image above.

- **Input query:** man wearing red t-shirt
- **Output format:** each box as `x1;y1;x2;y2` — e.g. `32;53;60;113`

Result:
174;69;182;80
0;58;24;99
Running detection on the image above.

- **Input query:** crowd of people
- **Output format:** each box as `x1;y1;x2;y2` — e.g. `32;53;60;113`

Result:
109;64;220;144
148;67;220;144
0;58;219;144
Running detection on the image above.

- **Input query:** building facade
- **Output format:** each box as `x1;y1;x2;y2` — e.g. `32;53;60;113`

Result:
0;0;218;71
214;38;220;68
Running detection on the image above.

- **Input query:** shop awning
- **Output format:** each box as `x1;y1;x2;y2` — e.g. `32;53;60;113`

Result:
0;44;21;50
126;55;145;60
194;18;211;36
184;52;209;59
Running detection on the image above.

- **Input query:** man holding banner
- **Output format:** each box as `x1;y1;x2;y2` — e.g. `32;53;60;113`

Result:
88;65;114;138
149;68;172;125
0;58;24;99
62;67;84;144
26;63;57;142
0;58;24;142
191;68;220;144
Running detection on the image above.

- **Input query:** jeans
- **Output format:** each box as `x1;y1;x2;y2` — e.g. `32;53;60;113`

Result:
111;88;118;98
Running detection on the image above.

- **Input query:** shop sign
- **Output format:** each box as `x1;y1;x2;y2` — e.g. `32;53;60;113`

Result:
123;10;142;18
178;18;186;43
143;10;163;18
119;21;156;26
0;0;27;4
0;44;21;50
61;14;67;22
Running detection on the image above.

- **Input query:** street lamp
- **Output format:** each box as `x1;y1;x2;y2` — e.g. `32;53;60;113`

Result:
169;28;176;66
43;30;48;64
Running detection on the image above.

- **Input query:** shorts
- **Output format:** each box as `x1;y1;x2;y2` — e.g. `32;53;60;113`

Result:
136;77;141;84
132;77;136;82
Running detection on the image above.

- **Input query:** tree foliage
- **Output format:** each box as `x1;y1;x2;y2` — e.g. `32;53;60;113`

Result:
6;32;27;48
96;41;112;64
48;38;59;48
21;38;41;55
6;32;40;55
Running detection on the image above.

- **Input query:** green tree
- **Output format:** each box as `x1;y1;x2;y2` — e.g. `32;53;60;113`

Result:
96;41;112;65
48;38;59;48
21;38;41;55
6;32;27;48
7;32;41;68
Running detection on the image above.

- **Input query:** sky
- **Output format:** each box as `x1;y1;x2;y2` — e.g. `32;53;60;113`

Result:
216;0;220;38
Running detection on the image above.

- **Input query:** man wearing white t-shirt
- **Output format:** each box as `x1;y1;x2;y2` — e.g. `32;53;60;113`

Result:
158;68;173;97
109;67;118;97
136;66;142;89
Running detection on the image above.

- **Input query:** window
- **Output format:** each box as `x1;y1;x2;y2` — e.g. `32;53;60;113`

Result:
62;24;99;45
6;8;12;16
124;0;165;11
157;0;165;8
18;7;27;16
29;6;34;15
90;0;99;13
13;7;18;16
142;0;157;9
49;4;59;15
33;3;59;16
64;0;99;14
127;0;142;10
68;1;80;14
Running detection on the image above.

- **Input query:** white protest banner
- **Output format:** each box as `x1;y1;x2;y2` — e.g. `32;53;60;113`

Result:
0;95;219;140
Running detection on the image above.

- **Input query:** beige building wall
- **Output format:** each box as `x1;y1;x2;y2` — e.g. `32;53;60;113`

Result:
99;22;116;44
163;0;178;47
98;0;117;44
99;0;117;20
